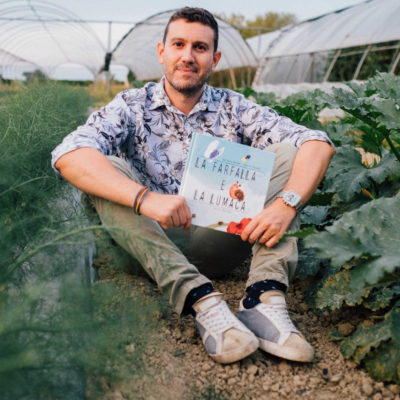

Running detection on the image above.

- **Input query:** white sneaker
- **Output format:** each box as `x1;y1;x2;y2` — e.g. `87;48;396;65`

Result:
193;292;259;364
237;290;314;362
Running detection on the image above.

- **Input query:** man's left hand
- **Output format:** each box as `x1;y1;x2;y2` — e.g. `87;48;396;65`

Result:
240;198;296;248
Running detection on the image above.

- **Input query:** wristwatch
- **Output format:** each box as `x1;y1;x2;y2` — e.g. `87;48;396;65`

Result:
277;190;303;212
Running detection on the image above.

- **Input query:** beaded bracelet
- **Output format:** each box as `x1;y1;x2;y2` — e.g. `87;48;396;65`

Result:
136;188;150;215
133;187;149;215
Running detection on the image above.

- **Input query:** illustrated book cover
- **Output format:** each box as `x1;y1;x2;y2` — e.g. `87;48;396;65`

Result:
179;132;276;234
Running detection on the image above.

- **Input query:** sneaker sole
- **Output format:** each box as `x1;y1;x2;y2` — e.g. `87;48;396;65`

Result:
258;337;314;363
211;337;259;364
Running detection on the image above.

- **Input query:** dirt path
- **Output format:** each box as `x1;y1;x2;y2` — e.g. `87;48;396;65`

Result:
90;241;400;400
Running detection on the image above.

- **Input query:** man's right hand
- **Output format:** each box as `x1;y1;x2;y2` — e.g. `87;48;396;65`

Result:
55;148;192;231
140;192;192;231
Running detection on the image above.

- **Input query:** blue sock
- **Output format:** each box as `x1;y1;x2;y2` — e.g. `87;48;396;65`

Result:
242;280;287;309
183;283;214;316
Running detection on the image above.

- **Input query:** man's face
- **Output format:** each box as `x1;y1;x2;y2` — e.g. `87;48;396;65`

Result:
157;19;221;97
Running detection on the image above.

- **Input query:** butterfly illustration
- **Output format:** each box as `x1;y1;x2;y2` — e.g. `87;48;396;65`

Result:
204;140;224;161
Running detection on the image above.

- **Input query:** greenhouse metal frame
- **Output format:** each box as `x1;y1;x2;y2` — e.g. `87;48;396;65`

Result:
248;0;400;92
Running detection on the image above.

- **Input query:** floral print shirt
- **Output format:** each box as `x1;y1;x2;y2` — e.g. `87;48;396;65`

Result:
51;77;332;194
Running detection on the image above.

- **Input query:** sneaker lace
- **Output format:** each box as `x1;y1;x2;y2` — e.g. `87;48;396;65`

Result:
258;303;299;334
197;300;244;335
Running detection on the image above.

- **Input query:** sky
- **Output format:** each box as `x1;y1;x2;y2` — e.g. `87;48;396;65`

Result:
45;0;366;50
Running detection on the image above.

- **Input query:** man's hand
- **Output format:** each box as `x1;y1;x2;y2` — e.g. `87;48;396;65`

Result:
55;148;192;231
239;140;334;247
240;198;296;247
140;192;192;231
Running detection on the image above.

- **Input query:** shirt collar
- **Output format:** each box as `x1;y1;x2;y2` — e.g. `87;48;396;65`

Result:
149;76;218;113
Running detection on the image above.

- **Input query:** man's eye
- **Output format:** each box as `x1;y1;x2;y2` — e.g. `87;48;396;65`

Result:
196;45;206;51
174;42;184;47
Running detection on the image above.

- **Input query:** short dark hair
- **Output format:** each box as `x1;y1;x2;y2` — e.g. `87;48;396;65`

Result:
163;7;219;52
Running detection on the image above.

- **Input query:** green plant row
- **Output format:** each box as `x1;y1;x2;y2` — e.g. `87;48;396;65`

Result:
0;83;159;399
246;73;400;383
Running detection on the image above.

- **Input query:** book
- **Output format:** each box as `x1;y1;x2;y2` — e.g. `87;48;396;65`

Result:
179;132;276;234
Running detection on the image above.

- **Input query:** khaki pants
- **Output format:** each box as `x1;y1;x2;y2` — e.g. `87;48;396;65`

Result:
89;143;300;314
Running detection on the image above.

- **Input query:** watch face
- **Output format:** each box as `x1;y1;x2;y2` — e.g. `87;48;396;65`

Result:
281;190;301;208
286;191;300;206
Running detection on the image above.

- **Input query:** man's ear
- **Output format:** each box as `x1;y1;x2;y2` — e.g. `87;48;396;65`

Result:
211;51;222;72
157;42;165;65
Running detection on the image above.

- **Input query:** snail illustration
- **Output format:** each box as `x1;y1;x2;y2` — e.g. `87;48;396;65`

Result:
229;181;244;201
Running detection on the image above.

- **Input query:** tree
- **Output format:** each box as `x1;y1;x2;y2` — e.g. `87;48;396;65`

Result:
217;12;297;39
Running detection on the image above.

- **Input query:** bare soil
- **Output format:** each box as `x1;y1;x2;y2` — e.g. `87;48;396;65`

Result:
89;240;400;400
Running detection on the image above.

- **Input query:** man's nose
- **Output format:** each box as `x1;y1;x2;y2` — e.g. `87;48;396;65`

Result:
180;46;195;63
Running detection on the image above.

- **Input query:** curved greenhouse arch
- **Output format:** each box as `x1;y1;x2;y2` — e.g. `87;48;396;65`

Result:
248;0;400;92
0;0;105;80
111;9;257;81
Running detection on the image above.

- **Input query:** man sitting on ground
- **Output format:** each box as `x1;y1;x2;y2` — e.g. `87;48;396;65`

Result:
52;7;334;364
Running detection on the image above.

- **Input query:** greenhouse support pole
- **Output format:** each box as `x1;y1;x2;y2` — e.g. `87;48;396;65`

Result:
389;42;400;73
106;21;112;95
229;69;237;90
323;49;341;82
390;52;400;74
308;53;315;83
353;45;371;80
246;67;252;87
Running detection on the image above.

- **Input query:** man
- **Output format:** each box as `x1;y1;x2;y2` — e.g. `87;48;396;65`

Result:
52;8;334;365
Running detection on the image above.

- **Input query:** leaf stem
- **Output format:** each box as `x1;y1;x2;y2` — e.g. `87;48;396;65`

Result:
0;176;49;197
5;225;108;280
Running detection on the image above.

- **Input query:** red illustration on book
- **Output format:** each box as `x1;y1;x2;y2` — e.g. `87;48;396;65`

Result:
229;181;244;201
227;218;252;235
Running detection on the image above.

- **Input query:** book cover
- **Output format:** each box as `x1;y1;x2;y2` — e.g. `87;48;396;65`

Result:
179;132;276;234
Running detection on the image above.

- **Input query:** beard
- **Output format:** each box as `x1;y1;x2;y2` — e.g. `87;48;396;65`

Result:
166;62;212;97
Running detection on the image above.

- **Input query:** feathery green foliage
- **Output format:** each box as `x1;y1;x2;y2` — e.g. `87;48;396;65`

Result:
0;83;158;398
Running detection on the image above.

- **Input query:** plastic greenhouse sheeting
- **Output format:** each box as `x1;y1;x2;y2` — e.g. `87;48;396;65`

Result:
0;0;105;80
248;0;400;86
112;10;257;81
0;48;38;80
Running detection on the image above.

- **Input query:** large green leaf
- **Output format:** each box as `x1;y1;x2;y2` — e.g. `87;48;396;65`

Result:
365;73;400;104
305;194;400;289
307;191;334;206
295;245;322;280
274;89;327;124
321;121;356;147
340;302;400;364
324;74;400;163
323;146;400;203
355;123;386;156
364;341;400;383
340;320;391;364
300;206;330;227
314;269;370;310
372;99;400;131
347;80;369;98
325;88;370;116
364;285;400;311
340;303;400;383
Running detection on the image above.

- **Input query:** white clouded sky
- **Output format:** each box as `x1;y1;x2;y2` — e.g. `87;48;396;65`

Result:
45;0;365;49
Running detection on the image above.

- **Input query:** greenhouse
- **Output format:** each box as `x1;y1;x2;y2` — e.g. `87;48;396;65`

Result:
111;9;257;81
248;0;400;94
0;2;257;82
0;0;106;80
